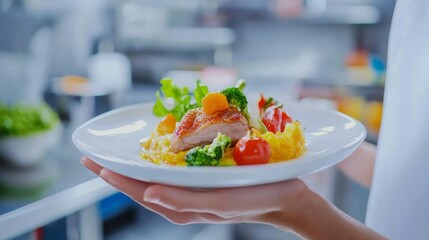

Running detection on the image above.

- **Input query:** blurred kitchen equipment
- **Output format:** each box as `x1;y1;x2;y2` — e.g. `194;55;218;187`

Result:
52;75;113;129
0;26;52;105
88;46;132;108
52;40;132;127
88;53;132;92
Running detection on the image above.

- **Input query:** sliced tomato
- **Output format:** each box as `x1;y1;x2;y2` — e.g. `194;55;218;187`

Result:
258;94;275;114
280;111;292;131
262;105;292;133
233;138;271;165
258;95;292;133
258;94;266;113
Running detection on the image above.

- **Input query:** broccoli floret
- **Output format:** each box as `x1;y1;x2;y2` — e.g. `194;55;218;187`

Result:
185;133;232;166
220;87;251;121
220;87;248;111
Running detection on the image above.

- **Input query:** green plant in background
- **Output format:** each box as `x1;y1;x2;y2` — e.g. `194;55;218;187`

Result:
0;103;60;138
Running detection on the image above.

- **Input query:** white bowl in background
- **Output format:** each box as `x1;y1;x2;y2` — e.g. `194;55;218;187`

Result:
0;124;62;168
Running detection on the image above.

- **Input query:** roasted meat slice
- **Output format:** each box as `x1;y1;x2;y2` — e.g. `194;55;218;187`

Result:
170;107;249;153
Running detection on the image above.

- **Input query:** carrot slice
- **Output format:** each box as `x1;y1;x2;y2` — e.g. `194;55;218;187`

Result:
157;113;177;135
202;92;229;115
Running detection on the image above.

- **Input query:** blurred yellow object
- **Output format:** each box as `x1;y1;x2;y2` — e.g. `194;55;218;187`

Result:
366;101;383;133
60;75;88;93
62;75;88;84
337;97;366;121
338;97;383;134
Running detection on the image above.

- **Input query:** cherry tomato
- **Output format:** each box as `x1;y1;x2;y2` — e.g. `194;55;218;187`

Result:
233;138;271;165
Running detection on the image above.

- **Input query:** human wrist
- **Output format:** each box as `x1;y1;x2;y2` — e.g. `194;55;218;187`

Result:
261;184;345;239
277;184;318;234
272;187;386;240
252;181;315;232
286;189;335;239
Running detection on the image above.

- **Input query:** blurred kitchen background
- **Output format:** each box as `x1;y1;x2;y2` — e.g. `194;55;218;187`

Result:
0;0;390;239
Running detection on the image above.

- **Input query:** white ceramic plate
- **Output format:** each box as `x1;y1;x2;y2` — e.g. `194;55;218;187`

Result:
72;102;366;188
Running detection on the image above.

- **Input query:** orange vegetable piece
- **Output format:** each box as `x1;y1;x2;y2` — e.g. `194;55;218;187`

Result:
202;92;229;115
157;113;177;135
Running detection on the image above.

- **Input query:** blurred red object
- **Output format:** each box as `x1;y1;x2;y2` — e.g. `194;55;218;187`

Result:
273;0;304;18
201;66;237;91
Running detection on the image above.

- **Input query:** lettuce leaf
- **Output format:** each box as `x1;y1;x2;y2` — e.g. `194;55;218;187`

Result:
153;78;199;120
194;80;209;106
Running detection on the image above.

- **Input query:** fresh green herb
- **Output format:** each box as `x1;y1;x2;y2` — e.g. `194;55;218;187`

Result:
263;97;277;111
153;78;198;120
258;119;268;133
185;133;232;166
161;78;189;100
194;80;209;106
153;91;170;117
153;78;251;121
235;79;246;92
0;103;59;138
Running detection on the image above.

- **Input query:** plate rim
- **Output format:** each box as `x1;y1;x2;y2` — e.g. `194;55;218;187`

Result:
72;101;366;173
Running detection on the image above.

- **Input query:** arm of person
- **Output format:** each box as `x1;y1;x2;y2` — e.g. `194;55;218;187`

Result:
82;157;385;240
336;142;376;188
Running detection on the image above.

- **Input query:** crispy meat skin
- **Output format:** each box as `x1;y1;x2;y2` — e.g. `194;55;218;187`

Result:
170;107;248;152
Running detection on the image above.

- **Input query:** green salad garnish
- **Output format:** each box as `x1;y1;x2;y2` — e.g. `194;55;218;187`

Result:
0;103;60;138
153;78;209;120
153;78;250;122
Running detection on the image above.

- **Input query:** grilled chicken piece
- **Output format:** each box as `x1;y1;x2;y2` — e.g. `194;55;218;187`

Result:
170;107;249;153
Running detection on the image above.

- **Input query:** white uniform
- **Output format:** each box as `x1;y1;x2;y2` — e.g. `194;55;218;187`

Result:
365;1;429;239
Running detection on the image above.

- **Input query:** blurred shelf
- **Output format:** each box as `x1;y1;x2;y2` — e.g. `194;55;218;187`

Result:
117;27;235;52
301;5;380;25
301;80;384;91
299;80;385;102
219;0;381;25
